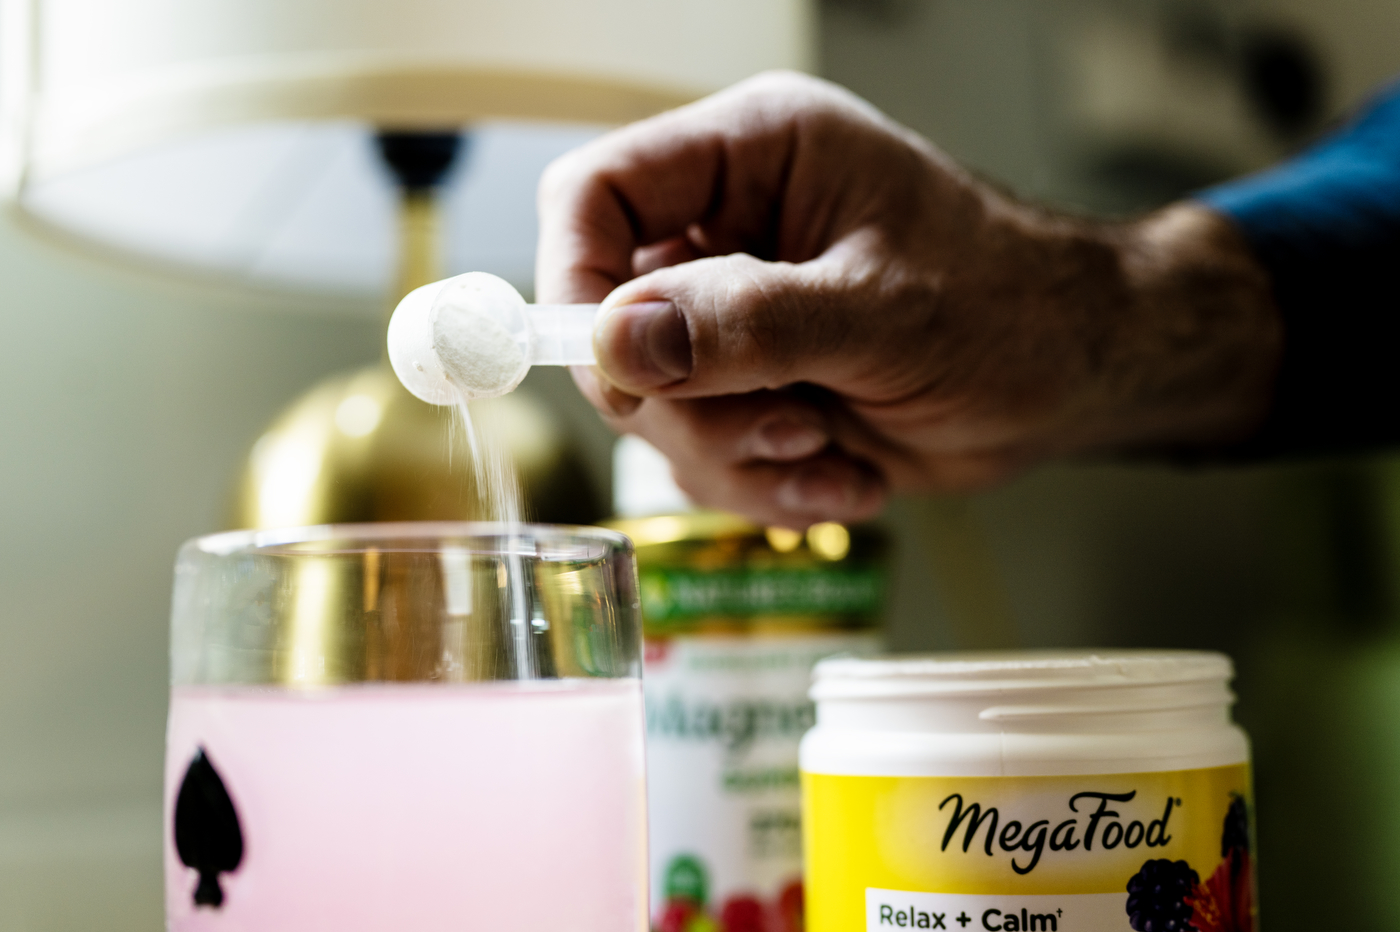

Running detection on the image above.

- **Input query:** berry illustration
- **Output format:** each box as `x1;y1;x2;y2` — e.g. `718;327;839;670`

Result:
774;880;804;932
720;895;766;932
1221;796;1249;859
1188;795;1256;932
1189;849;1255;932
1126;858;1200;932
660;898;720;932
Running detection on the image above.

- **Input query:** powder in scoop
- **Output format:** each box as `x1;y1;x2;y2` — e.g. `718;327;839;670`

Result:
432;302;528;399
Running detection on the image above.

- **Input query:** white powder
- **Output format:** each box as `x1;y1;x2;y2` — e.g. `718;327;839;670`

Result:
453;396;536;678
432;302;528;400
452;397;523;526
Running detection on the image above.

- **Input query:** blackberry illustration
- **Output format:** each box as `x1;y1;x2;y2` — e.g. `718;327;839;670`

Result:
1126;858;1200;932
1221;795;1249;858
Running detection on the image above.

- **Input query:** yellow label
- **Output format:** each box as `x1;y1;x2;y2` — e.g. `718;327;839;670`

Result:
803;764;1256;931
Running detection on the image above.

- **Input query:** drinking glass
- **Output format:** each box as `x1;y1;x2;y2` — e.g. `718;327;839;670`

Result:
163;522;646;931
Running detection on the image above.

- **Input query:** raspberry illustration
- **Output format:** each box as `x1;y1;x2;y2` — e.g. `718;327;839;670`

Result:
719;895;766;932
774;881;804;932
1126;858;1200;932
659;899;700;932
1188;795;1255;932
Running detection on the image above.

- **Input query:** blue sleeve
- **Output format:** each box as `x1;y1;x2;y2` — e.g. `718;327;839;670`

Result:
1197;80;1400;458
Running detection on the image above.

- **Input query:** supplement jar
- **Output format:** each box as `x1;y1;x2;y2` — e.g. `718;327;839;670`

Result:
801;651;1255;932
606;436;887;931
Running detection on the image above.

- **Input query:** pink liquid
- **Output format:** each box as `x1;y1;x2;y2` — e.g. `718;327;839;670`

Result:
164;679;648;931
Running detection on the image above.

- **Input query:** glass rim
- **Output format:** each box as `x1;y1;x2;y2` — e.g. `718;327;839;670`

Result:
188;521;633;558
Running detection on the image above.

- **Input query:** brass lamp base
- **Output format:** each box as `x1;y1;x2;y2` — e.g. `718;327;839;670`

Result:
229;360;601;530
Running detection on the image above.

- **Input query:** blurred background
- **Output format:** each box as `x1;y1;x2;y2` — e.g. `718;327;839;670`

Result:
3;0;1400;928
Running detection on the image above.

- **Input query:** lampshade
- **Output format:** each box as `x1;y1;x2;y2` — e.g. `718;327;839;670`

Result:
0;0;813;296
16;119;605;297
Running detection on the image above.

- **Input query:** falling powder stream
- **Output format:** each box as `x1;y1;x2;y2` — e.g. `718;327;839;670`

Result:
451;396;535;680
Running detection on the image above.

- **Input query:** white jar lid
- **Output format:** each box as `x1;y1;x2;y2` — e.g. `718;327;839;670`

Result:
811;650;1232;701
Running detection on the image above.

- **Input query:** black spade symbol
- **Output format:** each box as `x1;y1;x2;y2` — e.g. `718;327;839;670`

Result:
174;747;244;908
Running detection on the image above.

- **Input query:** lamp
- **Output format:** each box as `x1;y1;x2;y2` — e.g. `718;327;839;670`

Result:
0;0;814;528
2;0;812;198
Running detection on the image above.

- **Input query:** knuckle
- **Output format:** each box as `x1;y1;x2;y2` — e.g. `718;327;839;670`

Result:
725;70;830;117
735;267;813;378
737;299;789;369
536;154;581;203
678;255;822;387
744;69;814;94
538;140;615;204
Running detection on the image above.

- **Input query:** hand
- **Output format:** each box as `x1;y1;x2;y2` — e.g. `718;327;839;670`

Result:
536;71;1280;528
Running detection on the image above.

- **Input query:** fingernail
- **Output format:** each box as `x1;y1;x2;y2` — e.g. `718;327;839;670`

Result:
597;301;692;389
746;417;827;460
776;465;858;515
569;365;642;417
600;380;643;417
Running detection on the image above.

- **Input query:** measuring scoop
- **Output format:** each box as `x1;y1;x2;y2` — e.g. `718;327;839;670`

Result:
388;272;599;404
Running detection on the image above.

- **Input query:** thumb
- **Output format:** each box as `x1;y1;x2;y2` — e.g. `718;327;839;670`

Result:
592;253;855;398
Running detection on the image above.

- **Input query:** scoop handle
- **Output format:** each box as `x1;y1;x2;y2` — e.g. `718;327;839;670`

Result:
526;304;600;366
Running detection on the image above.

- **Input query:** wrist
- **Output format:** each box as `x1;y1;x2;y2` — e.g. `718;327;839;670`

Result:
1102;203;1281;454
990;200;1281;458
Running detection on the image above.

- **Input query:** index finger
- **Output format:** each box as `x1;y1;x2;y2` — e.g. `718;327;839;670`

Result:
533;72;813;305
